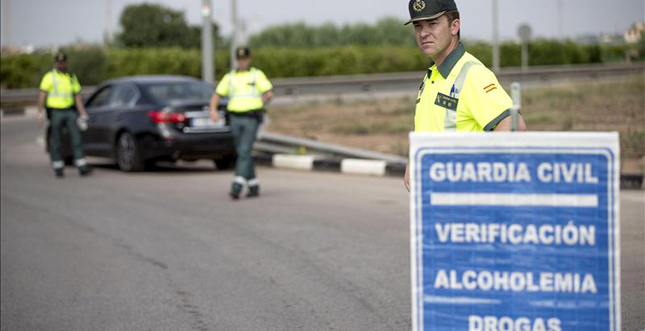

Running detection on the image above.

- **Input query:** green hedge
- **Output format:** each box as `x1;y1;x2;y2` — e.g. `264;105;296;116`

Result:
251;46;427;77
1;41;641;89
0;53;52;89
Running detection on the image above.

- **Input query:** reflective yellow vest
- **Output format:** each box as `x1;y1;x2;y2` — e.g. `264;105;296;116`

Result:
215;67;273;113
39;69;81;109
415;43;513;132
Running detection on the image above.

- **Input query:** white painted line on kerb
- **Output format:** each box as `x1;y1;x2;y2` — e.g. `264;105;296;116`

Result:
341;159;387;176
273;155;317;170
430;193;599;207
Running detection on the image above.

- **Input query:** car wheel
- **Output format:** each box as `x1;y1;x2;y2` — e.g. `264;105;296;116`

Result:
116;132;144;172
214;155;235;170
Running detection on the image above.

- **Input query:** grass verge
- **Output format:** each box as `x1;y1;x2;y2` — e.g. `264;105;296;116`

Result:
268;75;644;174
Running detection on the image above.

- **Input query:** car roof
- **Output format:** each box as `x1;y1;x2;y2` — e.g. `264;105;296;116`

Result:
101;75;205;86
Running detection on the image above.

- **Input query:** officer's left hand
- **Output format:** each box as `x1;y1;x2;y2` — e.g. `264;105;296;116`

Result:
404;162;411;192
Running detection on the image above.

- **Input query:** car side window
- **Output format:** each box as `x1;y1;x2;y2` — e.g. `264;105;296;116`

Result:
110;85;137;107
86;86;114;108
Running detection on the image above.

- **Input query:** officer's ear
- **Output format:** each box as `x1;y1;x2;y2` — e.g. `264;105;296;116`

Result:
450;18;460;37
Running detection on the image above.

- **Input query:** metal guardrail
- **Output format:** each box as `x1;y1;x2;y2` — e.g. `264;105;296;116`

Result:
2;63;643;105
256;132;406;162
271;63;645;96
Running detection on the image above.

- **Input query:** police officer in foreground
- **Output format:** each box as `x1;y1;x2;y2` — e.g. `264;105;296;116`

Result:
403;0;527;191
37;53;91;178
210;47;274;199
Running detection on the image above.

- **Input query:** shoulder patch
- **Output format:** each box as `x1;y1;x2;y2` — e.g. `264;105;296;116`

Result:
484;83;497;93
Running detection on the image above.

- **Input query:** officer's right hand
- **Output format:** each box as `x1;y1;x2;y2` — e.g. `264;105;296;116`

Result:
36;112;45;126
209;109;220;123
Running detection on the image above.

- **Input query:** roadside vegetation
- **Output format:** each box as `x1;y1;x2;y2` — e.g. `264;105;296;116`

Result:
1;42;639;89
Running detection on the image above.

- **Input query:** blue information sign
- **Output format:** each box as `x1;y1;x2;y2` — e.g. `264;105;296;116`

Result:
410;133;620;331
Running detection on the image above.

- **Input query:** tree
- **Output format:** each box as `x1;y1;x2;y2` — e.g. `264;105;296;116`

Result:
117;3;221;49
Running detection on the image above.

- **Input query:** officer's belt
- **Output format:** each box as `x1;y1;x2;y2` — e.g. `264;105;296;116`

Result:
228;109;264;117
47;106;76;111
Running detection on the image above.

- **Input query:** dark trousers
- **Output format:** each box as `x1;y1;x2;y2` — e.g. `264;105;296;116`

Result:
230;113;260;181
49;108;85;167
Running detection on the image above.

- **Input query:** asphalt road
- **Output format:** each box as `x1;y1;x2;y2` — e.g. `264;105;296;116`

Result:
1;114;644;331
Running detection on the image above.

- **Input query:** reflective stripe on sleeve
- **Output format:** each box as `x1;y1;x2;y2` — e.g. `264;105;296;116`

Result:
484;109;512;131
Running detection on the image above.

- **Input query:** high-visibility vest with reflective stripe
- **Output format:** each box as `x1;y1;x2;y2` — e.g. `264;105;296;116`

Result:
414;47;513;132
215;67;273;113
39;69;81;109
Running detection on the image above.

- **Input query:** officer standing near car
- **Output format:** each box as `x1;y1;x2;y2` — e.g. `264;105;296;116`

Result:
210;46;274;199
37;52;91;178
402;0;527;191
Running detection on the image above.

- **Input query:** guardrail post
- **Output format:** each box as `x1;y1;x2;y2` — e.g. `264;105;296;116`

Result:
510;82;521;132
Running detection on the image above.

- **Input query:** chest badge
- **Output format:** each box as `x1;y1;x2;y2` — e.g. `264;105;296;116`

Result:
434;92;458;111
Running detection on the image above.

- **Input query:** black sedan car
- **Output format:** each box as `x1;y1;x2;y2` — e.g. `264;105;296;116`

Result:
50;75;235;172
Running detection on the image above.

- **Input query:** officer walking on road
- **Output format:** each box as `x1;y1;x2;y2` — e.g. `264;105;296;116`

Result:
403;0;527;191
210;47;274;199
37;52;91;178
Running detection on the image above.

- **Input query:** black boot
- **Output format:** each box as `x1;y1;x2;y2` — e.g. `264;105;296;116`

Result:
79;166;91;177
229;182;242;200
247;185;260;198
54;168;64;178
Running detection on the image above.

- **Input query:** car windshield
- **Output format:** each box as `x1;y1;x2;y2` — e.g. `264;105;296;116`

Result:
141;81;214;103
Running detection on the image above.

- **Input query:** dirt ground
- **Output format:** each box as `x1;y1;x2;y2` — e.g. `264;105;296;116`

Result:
267;75;645;174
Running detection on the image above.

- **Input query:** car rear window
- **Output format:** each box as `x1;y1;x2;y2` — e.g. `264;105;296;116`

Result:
141;81;214;103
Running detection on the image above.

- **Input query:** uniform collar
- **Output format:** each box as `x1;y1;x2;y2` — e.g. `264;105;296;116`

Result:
53;68;69;75
429;42;465;78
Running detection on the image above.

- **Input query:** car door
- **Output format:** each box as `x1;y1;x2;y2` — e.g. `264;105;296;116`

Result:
83;85;115;156
103;84;138;150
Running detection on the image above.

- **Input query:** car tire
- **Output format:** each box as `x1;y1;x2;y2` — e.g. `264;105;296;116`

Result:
214;155;235;170
116;132;144;172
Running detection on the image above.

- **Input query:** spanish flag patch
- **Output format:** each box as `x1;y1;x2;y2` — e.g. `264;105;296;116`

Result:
484;84;497;93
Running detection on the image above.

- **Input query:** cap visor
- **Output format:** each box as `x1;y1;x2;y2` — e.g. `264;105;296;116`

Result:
404;11;446;25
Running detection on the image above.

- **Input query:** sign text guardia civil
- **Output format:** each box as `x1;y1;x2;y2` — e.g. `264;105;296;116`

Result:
428;162;599;184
